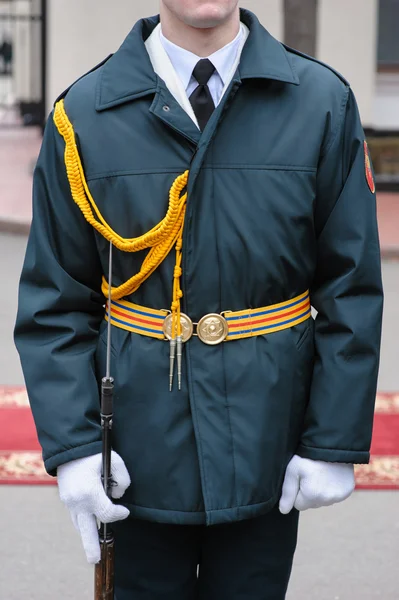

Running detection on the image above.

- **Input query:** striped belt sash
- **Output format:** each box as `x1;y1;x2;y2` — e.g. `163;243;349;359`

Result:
224;290;311;340
105;290;311;344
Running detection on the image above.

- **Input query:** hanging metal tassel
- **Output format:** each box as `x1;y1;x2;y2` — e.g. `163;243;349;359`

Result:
176;336;183;391
169;338;176;392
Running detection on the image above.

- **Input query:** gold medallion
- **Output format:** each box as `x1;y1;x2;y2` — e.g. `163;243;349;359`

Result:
197;314;229;345
163;313;194;343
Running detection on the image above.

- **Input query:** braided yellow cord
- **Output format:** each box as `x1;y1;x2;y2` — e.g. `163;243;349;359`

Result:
53;100;188;332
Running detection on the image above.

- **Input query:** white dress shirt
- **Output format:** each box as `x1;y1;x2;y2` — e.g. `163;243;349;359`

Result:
145;22;249;129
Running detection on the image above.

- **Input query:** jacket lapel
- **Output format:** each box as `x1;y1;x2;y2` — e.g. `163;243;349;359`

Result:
95;9;300;114
145;23;200;129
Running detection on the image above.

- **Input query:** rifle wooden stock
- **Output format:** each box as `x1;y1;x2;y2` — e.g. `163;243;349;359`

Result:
95;530;115;600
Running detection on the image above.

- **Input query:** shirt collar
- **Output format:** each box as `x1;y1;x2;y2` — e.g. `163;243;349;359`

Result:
95;10;299;112
159;23;244;90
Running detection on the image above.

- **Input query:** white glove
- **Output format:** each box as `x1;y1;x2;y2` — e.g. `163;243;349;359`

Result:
57;451;131;564
279;455;355;514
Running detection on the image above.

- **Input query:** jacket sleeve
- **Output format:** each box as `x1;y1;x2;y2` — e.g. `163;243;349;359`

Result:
14;114;105;475
297;86;384;465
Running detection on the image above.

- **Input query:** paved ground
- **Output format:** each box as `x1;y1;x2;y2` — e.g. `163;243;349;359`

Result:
0;486;397;600
1;231;398;599
0;128;39;233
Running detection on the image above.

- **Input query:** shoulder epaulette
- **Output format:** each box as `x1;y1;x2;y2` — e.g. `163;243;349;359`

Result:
54;54;113;106
283;44;350;86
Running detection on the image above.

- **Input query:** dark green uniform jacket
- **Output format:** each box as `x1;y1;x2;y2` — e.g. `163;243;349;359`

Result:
15;10;383;526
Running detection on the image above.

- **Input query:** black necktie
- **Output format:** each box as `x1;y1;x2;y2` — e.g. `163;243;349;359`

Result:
189;59;216;131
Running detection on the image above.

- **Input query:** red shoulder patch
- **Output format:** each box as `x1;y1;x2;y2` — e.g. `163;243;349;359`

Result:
364;141;375;194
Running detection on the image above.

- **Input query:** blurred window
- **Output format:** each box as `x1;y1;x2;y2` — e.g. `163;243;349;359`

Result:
378;0;399;69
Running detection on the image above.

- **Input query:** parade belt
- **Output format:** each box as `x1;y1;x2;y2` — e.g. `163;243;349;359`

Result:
105;290;311;346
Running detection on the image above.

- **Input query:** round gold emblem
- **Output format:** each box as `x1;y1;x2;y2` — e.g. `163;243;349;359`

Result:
163;313;194;343
197;314;229;345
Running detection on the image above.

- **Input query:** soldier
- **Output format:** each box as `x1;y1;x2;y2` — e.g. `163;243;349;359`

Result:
15;1;383;598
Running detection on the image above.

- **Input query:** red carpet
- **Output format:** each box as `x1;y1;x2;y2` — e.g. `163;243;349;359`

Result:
0;386;54;484
355;393;399;489
0;386;398;487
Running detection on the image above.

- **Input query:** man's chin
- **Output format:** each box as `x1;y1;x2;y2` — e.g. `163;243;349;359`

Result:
186;21;222;29
185;18;227;30
184;9;228;29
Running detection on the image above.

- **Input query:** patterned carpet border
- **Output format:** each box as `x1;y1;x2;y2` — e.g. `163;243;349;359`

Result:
0;386;30;407
0;450;53;485
0;387;398;488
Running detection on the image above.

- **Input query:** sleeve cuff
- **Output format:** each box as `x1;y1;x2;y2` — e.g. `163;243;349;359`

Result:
44;441;104;476
296;444;370;465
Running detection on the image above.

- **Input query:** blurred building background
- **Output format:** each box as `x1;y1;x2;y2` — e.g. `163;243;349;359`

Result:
0;0;44;126
0;0;398;188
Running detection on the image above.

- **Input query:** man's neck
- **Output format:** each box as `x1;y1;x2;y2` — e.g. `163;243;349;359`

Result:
160;6;240;57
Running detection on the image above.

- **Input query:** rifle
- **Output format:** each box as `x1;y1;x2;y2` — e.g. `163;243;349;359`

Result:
95;242;115;599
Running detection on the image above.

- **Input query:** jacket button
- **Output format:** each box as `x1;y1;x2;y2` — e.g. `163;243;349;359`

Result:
163;105;170;112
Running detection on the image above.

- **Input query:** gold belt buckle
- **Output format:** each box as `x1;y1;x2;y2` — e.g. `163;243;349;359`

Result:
162;312;229;345
162;313;194;342
197;313;229;345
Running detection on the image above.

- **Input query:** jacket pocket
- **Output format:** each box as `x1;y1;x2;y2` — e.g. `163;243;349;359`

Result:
288;318;315;452
95;320;121;382
295;318;313;351
98;319;119;358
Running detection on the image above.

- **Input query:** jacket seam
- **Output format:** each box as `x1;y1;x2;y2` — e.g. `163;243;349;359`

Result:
320;85;350;158
45;440;102;463
123;503;204;513
86;168;186;181
99;322;118;358
86;165;317;181
212;160;239;513
298;443;369;454
295;321;311;350
125;495;277;513
313;87;351;242
187;345;210;511
201;164;317;172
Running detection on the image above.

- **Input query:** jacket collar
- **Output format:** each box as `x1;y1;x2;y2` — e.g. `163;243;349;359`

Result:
96;9;299;112
238;9;299;84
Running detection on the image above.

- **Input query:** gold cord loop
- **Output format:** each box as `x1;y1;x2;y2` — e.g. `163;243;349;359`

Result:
53;100;188;343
